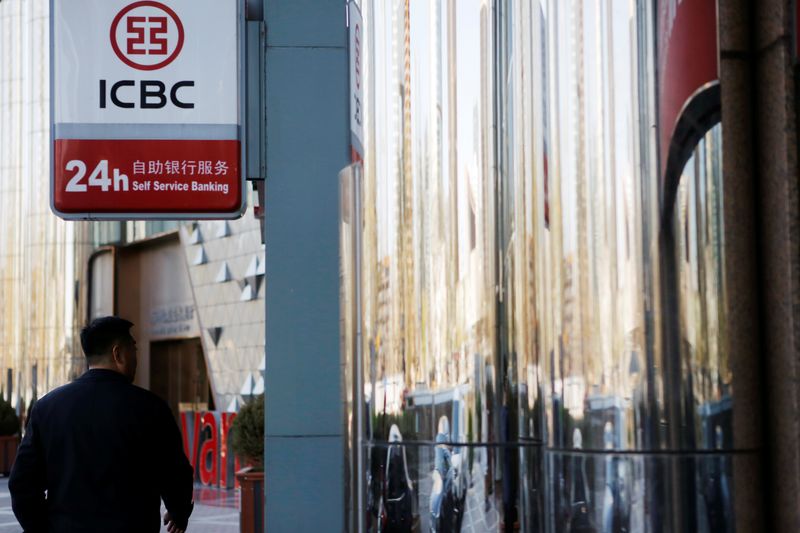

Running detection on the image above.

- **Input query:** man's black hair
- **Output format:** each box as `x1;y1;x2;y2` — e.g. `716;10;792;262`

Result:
80;316;134;363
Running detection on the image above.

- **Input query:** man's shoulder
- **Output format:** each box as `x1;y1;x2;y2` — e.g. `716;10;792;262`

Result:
127;385;176;419
36;380;81;405
129;384;169;407
30;380;92;419
37;377;170;412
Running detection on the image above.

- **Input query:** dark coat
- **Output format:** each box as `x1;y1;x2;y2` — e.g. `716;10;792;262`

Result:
9;369;194;533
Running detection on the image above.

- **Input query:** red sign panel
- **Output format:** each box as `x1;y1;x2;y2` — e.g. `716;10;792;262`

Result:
53;139;241;214
181;411;242;489
657;0;718;180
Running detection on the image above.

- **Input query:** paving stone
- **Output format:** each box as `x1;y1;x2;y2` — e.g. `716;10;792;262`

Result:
0;477;240;533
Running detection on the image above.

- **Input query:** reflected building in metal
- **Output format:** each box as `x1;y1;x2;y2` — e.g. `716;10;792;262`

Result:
0;0;92;410
342;1;753;531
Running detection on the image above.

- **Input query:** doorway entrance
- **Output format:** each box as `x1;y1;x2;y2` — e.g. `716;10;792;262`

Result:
150;338;214;421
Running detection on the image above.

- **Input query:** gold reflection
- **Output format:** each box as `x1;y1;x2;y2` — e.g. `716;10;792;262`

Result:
352;0;733;531
522;0;652;451
0;4;90;410
360;0;495;440
355;0;727;453
674;124;730;449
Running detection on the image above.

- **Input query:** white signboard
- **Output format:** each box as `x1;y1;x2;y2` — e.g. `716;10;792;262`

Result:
51;0;245;219
349;1;363;160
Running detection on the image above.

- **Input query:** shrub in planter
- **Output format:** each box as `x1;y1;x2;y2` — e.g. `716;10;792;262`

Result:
0;395;20;476
230;394;264;533
0;396;20;437
229;394;264;468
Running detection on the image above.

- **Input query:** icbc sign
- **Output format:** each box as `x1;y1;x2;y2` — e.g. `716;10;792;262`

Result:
110;1;184;71
51;0;244;220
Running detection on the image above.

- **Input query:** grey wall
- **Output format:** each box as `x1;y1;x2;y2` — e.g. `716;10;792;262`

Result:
264;1;349;531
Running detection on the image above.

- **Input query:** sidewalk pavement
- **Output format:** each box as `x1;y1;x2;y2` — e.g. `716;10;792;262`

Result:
0;477;240;533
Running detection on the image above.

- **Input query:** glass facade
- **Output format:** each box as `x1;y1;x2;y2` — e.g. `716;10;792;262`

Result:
0;0;265;427
343;1;753;532
0;0;91;405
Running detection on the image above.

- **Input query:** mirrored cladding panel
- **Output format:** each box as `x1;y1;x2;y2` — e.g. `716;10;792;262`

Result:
355;0;498;443
342;1;756;532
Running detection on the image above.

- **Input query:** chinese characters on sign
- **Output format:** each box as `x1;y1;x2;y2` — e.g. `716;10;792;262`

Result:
149;304;198;337
54;139;240;213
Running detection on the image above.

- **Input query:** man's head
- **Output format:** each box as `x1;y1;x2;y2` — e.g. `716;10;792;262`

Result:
80;316;137;382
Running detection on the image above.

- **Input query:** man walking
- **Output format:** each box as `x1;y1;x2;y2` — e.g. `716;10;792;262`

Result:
9;316;194;532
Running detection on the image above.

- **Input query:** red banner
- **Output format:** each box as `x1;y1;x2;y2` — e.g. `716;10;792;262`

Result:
181;411;241;489
53;139;240;214
657;0;718;180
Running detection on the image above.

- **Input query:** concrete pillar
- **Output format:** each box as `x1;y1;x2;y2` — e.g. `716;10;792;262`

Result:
751;0;800;531
264;1;348;531
718;1;764;531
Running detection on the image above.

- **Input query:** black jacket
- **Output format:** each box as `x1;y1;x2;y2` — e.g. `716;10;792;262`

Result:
9;369;194;533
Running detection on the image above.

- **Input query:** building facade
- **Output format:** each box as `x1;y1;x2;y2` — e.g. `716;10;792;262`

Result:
341;0;798;531
0;0;265;452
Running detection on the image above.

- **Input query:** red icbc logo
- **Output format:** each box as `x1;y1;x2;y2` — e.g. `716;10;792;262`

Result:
110;1;184;71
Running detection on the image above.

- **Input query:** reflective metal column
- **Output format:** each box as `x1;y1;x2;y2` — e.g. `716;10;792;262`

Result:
343;1;759;531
